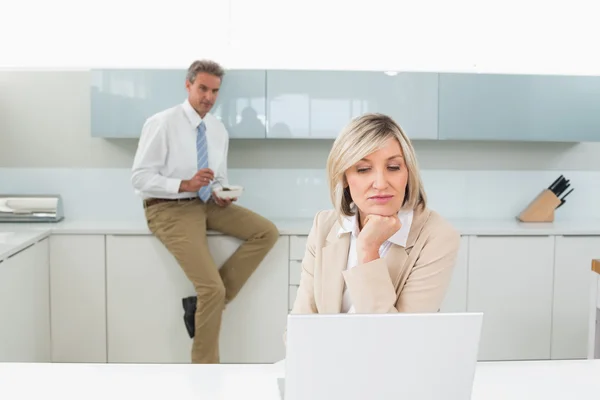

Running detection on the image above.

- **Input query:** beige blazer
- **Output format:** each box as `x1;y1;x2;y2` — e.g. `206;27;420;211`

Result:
290;207;460;315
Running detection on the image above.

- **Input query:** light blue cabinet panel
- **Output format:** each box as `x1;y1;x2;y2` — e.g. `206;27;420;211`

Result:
438;73;600;142
91;69;186;138
266;71;438;139
212;70;266;139
91;69;266;138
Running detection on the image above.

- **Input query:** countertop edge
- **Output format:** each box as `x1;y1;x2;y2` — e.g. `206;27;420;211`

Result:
3;218;600;261
0;230;51;262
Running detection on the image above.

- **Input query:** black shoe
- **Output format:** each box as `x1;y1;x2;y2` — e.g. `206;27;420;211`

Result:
182;296;197;338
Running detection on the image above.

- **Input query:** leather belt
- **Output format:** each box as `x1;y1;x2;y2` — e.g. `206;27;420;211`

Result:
143;197;197;208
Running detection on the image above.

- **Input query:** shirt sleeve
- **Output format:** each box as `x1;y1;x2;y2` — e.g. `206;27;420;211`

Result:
131;118;182;196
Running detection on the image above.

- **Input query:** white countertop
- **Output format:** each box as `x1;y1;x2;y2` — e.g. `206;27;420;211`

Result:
1;217;600;261
1;359;600;400
0;230;50;262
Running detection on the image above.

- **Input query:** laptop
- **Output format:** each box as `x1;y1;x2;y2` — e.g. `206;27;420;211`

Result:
279;312;483;400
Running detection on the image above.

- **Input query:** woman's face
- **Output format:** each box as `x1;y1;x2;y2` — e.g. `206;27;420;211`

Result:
345;137;409;220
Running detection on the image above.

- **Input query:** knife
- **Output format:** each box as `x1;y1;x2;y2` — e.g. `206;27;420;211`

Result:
551;177;569;196
555;188;574;209
548;175;564;192
555;180;570;197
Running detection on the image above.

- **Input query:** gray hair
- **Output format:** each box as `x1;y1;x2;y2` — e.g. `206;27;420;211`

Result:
326;113;427;219
186;60;225;83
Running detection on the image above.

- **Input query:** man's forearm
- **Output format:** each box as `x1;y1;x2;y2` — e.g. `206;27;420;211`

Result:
132;170;182;196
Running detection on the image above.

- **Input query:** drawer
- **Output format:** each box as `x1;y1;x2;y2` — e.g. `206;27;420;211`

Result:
289;236;307;261
288;285;299;311
289;261;302;285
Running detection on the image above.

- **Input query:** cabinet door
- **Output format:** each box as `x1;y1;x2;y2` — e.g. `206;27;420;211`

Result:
467;235;554;361
0;239;51;362
106;235;288;363
91;69;266;138
266;70;438;139
438;73;600;142
440;236;468;313
91;69;186;138
212;70;267;138
49;235;107;362
552;236;600;359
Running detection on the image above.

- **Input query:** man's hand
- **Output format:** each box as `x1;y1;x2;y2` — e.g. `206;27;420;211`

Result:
179;168;214;192
212;191;237;207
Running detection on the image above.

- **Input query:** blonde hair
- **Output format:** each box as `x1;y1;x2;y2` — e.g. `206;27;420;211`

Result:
326;113;427;219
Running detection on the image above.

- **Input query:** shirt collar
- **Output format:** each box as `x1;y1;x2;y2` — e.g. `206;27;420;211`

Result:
337;207;414;248
182;99;203;129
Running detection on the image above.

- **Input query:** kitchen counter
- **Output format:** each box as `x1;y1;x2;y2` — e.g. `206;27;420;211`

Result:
1;216;600;261
1;359;600;400
0;230;49;261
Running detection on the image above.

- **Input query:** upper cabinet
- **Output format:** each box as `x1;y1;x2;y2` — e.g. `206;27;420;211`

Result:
265;70;439;140
438;73;600;142
90;69;266;139
212;70;266;139
91;69;186;138
90;69;600;142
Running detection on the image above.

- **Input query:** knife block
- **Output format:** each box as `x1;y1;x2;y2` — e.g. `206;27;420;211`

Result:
517;189;561;222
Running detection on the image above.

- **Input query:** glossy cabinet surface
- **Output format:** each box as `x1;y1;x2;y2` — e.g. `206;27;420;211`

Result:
266;70;438;139
438;73;600;142
91;69;186;138
212;70;266;138
90;69;266;138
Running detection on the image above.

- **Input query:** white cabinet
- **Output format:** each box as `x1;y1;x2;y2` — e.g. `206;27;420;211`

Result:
0;239;51;362
467;235;554;361
287;236;306;311
106;235;289;364
49;235;107;362
552;236;600;359
440;236;469;313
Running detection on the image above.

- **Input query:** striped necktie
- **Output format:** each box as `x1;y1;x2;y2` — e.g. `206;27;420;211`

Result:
196;121;211;202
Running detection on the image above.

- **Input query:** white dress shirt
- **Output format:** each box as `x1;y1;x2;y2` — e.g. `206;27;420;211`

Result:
131;99;229;200
339;208;414;313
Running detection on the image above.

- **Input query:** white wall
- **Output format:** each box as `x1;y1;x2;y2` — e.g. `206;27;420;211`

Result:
1;70;599;221
2;0;600;75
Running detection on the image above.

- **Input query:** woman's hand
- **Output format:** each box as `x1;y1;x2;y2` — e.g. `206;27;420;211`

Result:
357;215;401;264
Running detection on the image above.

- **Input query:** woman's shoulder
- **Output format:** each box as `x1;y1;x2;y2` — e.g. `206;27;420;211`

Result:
309;209;339;235
411;207;460;245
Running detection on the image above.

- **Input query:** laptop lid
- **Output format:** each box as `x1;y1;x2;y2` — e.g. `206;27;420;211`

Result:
283;312;483;400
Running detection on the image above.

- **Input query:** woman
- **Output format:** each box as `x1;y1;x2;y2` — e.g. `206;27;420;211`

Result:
291;113;460;315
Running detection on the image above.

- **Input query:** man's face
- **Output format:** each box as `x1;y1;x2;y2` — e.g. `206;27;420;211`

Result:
185;72;221;116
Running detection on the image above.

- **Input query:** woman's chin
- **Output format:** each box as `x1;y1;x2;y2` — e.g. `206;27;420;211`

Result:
361;204;400;216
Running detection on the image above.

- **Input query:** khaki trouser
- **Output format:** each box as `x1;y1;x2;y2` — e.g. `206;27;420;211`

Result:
144;199;278;364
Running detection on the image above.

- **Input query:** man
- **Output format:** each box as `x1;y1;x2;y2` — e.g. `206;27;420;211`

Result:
131;59;279;364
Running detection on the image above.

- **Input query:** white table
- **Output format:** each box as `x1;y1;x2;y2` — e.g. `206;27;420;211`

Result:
1;360;600;399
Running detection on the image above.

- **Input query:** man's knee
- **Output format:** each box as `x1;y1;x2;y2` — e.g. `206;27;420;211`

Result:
195;281;226;305
262;220;279;249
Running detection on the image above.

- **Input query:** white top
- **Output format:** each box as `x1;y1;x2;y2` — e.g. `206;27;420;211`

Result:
338;208;414;313
131;99;230;200
2;360;600;400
